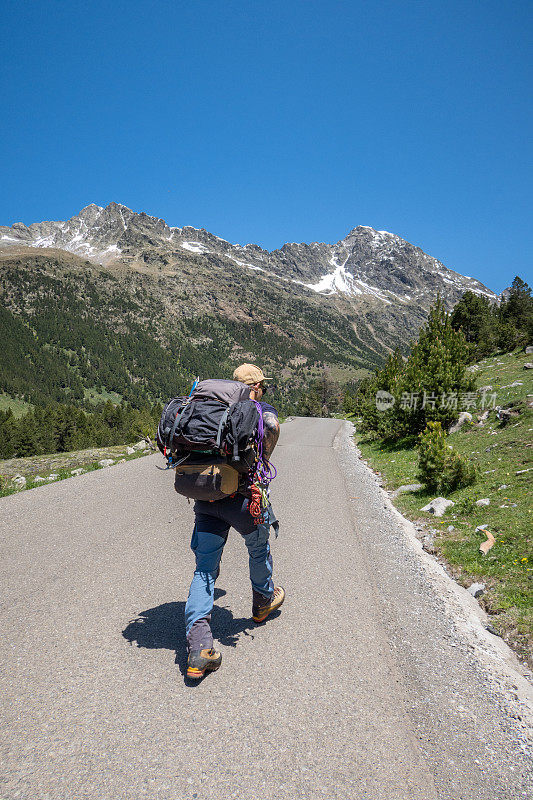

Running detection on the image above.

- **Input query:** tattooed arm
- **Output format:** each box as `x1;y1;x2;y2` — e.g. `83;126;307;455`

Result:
262;411;280;461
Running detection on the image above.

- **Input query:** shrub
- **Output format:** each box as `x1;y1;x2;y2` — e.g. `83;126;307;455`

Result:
456;495;477;514
417;421;476;493
443;449;477;493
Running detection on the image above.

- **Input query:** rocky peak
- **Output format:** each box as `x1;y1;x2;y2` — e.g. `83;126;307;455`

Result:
77;204;104;223
0;203;497;310
499;287;512;302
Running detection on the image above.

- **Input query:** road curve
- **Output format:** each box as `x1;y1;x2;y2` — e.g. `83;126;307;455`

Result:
0;417;531;800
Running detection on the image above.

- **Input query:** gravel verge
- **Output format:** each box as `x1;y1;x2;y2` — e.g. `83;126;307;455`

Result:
334;420;533;799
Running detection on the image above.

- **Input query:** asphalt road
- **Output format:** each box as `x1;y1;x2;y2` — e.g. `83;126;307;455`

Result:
0;417;531;800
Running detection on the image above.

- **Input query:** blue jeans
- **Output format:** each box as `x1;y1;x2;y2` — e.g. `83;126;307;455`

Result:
185;496;278;650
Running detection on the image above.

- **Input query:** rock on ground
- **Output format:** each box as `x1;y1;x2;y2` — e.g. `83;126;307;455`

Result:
500;380;523;389
420;497;455;516
390;483;423;498
448;411;473;434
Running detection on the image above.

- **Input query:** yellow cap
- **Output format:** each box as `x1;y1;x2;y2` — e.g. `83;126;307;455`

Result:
232;363;271;386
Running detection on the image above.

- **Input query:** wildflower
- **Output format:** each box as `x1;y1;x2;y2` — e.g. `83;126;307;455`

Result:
521;558;528;563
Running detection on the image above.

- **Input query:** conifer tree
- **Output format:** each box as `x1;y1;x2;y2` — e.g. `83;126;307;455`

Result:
498;276;533;348
0;410;17;459
450;290;496;359
359;297;474;438
401;296;473;434
359;349;405;437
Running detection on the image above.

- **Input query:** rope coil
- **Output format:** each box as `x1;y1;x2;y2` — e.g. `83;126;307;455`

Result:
248;400;277;523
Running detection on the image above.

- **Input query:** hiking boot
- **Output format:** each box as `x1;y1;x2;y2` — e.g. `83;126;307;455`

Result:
252;586;285;623
186;648;222;679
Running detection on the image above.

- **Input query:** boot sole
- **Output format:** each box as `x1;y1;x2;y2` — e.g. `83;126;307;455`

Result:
186;659;222;680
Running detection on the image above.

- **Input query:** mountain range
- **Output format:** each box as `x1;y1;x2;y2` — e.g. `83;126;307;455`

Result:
0;203;497;409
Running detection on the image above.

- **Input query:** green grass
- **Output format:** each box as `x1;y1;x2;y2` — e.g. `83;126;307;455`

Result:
472;350;532;405
0;445;151;497
355;349;533;665
0;393;33;417
84;386;123;405
1;385;123;415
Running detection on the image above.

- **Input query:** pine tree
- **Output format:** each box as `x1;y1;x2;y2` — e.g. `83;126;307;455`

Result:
359;349;405;437
498;276;533;348
450;290;496;359
401;296;474;434
359;297;474;439
417;421;476;492
0;410;17;458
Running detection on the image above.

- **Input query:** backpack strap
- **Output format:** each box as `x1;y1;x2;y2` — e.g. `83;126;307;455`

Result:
215;406;231;450
168;409;184;450
171;394;198;446
227;413;240;462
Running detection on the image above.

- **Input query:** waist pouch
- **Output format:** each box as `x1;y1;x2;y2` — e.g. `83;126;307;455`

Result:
174;462;240;501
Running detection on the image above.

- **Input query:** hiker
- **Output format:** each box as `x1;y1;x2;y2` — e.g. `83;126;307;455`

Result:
184;364;284;679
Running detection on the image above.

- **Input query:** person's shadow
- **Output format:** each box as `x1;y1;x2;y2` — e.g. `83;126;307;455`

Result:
122;589;257;684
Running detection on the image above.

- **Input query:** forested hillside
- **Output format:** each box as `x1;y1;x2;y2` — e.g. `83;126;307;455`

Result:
0;248;384;415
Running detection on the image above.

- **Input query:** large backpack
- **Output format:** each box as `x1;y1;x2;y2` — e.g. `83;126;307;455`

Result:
157;379;261;501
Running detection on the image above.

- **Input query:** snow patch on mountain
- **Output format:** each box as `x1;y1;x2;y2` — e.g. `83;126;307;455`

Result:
302;255;395;304
302;267;396;304
33;234;56;248
436;269;495;299
353;279;392;304
228;255;265;272
302;246;425;304
181;241;210;254
305;256;363;296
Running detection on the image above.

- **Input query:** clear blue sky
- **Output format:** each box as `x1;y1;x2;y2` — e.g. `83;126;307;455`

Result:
1;0;531;292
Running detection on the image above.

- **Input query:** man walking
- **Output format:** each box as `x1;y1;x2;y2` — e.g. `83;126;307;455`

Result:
184;364;284;679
